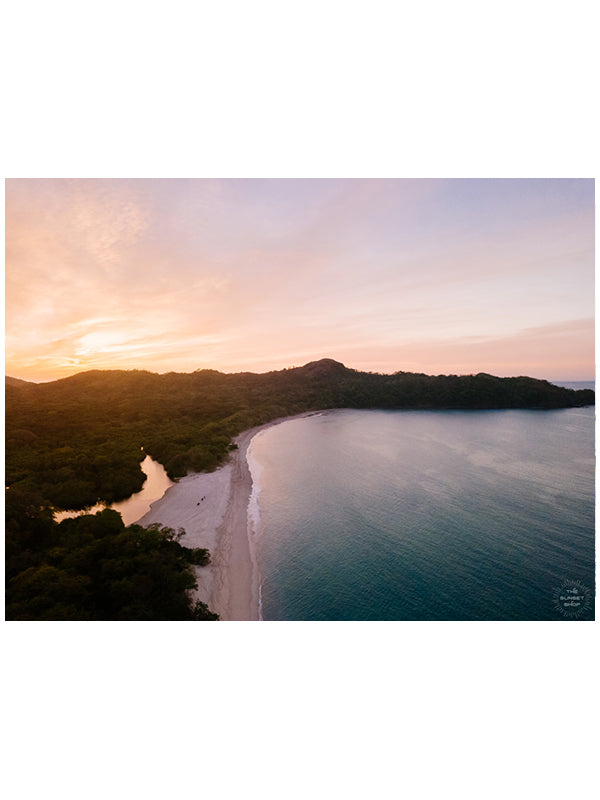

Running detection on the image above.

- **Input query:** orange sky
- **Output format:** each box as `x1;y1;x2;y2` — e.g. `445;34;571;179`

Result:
4;178;595;383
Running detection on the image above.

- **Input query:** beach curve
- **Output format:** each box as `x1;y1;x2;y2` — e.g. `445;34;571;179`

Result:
136;411;325;620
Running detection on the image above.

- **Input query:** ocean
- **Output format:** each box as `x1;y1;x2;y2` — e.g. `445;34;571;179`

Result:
247;404;595;621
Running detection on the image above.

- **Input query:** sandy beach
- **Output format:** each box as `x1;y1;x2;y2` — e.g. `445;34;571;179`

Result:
137;412;321;620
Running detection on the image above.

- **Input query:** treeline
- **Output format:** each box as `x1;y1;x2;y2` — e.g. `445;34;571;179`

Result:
5;359;594;512
5;488;217;621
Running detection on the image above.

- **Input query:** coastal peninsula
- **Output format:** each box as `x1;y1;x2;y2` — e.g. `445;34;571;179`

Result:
5;359;593;514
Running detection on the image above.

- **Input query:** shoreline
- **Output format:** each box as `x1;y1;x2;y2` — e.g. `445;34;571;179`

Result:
137;410;326;621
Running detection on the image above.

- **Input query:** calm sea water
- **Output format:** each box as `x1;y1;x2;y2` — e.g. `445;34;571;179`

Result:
247;405;595;621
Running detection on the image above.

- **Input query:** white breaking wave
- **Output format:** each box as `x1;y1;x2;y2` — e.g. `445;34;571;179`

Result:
246;443;264;536
246;437;266;621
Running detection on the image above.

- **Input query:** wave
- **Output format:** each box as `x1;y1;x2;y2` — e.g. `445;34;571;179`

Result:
246;436;266;621
246;444;264;536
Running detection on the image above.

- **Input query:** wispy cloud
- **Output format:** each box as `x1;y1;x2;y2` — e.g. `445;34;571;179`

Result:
5;179;595;381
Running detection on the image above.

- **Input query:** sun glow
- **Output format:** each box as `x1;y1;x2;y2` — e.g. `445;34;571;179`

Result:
75;330;128;356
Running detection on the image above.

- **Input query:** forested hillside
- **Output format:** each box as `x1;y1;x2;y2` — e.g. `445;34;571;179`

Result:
6;358;594;511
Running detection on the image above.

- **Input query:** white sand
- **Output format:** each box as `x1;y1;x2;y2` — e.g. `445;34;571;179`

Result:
136;412;322;620
137;465;233;615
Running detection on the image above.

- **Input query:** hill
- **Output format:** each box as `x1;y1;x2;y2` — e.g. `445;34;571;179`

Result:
5;359;594;511
5;375;37;387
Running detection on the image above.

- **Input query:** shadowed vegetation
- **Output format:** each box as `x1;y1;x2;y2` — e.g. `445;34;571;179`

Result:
5;488;217;621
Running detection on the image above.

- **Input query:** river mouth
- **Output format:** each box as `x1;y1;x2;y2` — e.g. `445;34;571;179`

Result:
54;454;174;526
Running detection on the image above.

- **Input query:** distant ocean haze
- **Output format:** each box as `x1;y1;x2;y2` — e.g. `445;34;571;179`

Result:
247;406;595;621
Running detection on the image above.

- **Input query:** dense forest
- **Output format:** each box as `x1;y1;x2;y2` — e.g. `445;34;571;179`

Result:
4;359;594;621
6;358;594;511
5;488;217;620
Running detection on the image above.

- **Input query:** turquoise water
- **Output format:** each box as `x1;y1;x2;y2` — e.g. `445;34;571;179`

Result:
248;406;595;621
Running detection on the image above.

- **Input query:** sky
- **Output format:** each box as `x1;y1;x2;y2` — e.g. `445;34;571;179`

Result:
4;178;595;383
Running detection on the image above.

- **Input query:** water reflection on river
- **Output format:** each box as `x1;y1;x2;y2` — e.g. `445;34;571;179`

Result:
54;455;174;526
